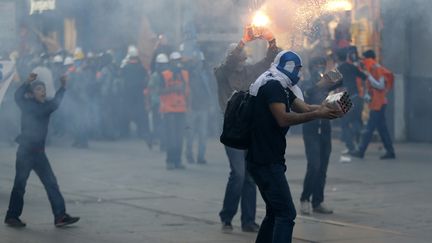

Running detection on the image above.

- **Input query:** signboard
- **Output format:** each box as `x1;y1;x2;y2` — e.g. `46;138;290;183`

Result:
0;1;16;51
0;61;16;107
30;0;56;14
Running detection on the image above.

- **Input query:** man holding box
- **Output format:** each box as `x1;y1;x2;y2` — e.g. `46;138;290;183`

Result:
247;50;345;243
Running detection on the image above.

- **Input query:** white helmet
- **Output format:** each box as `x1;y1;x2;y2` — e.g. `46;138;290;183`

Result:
169;51;182;60
63;56;74;66
155;53;169;63
127;45;139;57
53;55;63;63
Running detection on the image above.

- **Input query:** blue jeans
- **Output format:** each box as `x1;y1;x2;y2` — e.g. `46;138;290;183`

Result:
185;110;208;161
6;146;66;221
219;146;256;226
301;120;331;208
248;163;296;243
358;105;395;155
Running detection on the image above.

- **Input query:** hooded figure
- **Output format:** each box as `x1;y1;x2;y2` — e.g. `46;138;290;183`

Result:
249;50;304;100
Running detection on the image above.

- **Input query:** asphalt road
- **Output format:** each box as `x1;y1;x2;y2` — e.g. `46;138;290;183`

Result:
0;136;431;243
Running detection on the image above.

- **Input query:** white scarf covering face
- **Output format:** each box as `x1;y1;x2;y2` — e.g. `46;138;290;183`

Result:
249;64;304;101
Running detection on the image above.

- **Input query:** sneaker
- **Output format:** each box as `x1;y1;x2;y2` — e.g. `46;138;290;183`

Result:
197;158;207;165
221;222;233;233
242;222;260;232
175;164;186;170
5;217;26;227
300;200;311;215
313;203;334;214
339;155;352;163
349;150;364;159
380;152;396;160
55;214;80;228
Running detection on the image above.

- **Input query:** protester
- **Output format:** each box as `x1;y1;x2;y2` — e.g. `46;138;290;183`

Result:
351;50;396;159
300;56;341;215
247;50;344;243
4;73;80;228
214;26;279;233
183;49;212;164
336;48;367;154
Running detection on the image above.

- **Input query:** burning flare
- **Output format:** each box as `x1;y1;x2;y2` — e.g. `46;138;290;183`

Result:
324;0;353;12
252;11;270;27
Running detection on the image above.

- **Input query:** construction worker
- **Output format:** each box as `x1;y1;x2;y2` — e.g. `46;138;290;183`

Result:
160;52;190;170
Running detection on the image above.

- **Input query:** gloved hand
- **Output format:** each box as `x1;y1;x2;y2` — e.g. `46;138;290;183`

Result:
242;26;256;43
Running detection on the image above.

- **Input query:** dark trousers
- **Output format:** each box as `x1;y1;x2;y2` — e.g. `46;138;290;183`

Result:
358;105;395;155
219;146;256;226
248;163;296;243
164;113;185;166
6;146;66;220
341;96;364;151
300;120;331;208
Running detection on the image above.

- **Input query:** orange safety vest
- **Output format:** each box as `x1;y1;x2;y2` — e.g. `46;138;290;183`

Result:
159;70;190;113
363;58;394;111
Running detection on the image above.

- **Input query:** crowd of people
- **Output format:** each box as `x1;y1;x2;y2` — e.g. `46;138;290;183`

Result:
214;26;395;243
0;34;217;170
0;22;396;243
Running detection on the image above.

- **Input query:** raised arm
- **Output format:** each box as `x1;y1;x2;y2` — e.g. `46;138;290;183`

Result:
46;75;67;113
15;73;37;109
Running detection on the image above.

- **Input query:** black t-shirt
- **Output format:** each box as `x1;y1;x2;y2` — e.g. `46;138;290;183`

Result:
338;62;367;96
247;80;297;165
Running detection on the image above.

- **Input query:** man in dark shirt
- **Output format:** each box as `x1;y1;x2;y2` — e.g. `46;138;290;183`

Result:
336;49;367;153
299;57;341;215
247;51;343;243
5;73;80;228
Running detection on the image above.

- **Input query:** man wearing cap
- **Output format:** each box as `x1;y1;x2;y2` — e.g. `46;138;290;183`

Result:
214;26;278;232
247;50;343;243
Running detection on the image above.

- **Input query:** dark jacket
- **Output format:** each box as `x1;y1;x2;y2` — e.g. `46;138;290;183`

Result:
122;58;149;101
214;42;279;111
15;83;65;148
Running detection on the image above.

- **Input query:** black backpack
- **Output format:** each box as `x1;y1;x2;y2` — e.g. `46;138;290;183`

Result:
220;90;255;149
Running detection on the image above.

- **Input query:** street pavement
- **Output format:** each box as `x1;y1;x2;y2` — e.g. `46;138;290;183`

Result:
0;136;431;243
